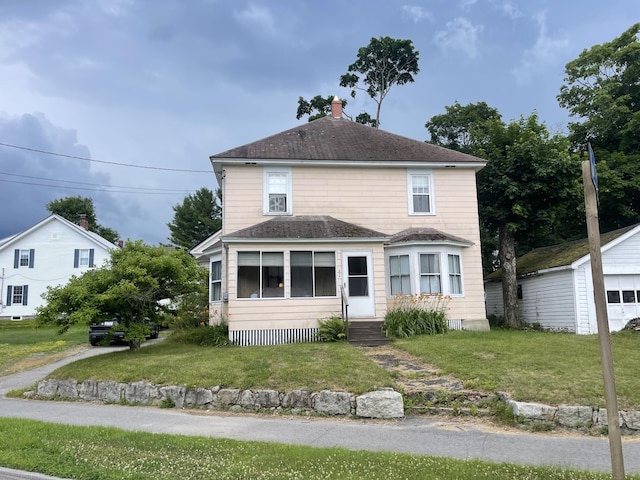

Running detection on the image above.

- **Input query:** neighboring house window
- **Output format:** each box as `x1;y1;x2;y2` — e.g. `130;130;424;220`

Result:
407;170;434;214
622;290;636;303
6;285;28;306
14;249;35;268
419;254;441;294
74;249;95;268
237;251;284;298
389;255;411;295
517;284;523;300
211;261;222;302
607;291;621;303
290;251;336;297
263;168;292;215
448;254;463;295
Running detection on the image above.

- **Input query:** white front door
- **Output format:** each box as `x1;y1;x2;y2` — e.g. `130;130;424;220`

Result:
342;251;375;317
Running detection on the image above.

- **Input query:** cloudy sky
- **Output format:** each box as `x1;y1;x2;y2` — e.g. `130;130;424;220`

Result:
0;0;637;245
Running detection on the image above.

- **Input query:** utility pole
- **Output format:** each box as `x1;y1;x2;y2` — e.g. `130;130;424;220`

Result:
581;155;625;480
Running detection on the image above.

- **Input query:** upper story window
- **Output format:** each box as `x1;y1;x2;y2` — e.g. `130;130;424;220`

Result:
263;168;292;215
74;249;95;268
14;249;34;268
407;170;434;215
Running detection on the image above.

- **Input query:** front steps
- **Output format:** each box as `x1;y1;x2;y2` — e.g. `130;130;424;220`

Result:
347;320;389;346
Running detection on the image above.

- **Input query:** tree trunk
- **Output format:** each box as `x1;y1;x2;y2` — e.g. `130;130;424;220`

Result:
128;340;142;351
499;224;520;328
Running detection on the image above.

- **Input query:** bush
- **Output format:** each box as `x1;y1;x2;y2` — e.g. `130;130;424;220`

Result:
317;316;346;342
169;321;230;347
383;294;449;338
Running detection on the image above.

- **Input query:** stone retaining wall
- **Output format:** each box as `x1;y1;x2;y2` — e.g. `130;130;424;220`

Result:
32;379;404;419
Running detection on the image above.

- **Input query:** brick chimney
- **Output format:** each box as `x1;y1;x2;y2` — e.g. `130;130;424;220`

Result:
78;214;89;230
331;96;342;118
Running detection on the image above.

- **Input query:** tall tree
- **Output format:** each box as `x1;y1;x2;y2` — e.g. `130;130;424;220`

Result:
37;240;207;350
47;196;119;243
427;104;581;327
167;187;221;249
558;23;640;232
297;36;419;127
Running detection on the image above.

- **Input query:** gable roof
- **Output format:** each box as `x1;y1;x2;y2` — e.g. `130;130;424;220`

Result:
485;224;640;280
210;116;486;179
390;228;473;246
0;214;116;253
223;216;388;242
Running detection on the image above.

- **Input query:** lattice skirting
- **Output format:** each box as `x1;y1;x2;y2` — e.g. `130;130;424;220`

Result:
448;318;463;331
230;327;320;346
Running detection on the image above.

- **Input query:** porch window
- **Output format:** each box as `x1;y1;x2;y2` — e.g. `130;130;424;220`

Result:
389;255;410;295
290;251;336;297
419;254;441;294
211;261;222;301
407;170;434;214
448;254;462;295
263;168;292;215
237;251;284;298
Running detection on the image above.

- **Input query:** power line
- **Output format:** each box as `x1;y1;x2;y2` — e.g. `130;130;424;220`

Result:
0;141;213;173
0;171;193;193
0;178;192;195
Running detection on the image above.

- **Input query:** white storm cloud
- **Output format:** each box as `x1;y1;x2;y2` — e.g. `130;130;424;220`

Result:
434;17;484;60
512;12;568;85
234;4;278;37
401;5;434;23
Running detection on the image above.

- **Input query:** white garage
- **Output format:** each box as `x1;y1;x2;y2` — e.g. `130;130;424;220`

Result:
485;224;640;334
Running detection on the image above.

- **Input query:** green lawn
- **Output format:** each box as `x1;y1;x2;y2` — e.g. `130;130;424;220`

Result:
0;320;88;377
392;329;640;409
0;418;629;480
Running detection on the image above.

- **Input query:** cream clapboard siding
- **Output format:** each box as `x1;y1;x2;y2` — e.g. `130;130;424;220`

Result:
222;165;486;323
225;241;387;331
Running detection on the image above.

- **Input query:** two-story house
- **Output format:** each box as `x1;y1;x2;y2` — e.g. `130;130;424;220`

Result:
0;214;116;320
199;98;489;345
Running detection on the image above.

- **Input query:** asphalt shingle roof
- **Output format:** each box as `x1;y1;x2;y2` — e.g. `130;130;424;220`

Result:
211;116;486;164
390;228;473;245
223;216;388;240
485;224;639;280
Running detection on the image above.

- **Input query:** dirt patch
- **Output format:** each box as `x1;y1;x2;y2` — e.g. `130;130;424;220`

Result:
2;345;90;376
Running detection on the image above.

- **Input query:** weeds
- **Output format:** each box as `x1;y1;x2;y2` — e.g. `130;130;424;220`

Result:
383;294;450;338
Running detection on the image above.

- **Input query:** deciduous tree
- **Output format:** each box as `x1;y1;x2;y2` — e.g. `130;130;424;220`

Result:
46;196;119;243
37;241;208;350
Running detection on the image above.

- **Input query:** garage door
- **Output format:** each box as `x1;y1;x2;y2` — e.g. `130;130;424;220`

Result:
604;275;640;332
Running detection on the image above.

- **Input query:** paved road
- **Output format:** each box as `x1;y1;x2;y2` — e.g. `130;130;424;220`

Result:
1;345;640;478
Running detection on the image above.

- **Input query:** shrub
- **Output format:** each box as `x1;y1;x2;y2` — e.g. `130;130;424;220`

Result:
383;294;449;338
317;316;346;342
169;321;230;347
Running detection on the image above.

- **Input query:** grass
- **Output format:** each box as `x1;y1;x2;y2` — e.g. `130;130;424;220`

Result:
392;329;640;409
46;340;396;395
0;417;631;480
0;320;88;376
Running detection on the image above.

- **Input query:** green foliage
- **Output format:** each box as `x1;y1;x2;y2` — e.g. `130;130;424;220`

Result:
296;95;347;122
316;315;346;342
167;187;222;249
169;322;230;347
36;240;208;350
340;36;420;128
383;294;449;338
46;195;119;243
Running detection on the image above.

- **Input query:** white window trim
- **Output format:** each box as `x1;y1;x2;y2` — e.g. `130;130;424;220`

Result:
407;169;435;215
210;254;222;303
385;246;464;297
263;167;293;215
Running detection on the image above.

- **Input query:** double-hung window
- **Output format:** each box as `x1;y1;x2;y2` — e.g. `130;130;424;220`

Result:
264;168;292;215
14;249;34;268
448;254;463;295
407;170;434;215
6;285;28;306
419;254;441;294
389;255;411;295
237;251;284;298
290;251;336;297
73;249;95;268
211;261;222;301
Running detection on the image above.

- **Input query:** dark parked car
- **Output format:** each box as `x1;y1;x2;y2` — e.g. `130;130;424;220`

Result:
89;319;160;346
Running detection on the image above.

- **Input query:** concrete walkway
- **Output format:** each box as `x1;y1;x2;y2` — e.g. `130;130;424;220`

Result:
2;346;640;477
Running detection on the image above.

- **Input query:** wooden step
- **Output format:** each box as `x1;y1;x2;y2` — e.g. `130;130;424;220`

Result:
347;321;389;346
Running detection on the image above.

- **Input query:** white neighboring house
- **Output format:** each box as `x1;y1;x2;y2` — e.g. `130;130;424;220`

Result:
485;224;640;334
0;214;117;320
